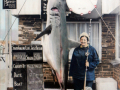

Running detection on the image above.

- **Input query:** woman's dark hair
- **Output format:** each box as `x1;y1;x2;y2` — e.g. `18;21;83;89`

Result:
80;36;89;41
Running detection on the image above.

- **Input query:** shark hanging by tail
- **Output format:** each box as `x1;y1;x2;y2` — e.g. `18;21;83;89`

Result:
35;0;79;89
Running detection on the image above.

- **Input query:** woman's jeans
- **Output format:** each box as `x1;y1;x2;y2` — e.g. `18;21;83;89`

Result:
73;78;93;90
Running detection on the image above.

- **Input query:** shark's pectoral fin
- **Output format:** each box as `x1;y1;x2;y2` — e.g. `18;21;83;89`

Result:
35;24;52;40
68;39;80;49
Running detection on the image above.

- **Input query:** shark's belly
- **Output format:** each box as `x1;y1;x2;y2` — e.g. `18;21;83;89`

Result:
44;26;68;75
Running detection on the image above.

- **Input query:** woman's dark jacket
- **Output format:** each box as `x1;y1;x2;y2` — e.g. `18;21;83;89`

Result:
69;45;99;81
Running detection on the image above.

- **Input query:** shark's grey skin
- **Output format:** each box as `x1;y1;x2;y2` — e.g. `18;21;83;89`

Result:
45;0;68;87
35;0;80;89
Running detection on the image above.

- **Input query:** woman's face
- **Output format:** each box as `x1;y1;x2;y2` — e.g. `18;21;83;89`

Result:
80;36;88;46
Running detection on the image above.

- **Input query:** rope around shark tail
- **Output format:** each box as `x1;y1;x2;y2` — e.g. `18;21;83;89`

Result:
51;69;65;90
56;72;63;90
49;66;63;89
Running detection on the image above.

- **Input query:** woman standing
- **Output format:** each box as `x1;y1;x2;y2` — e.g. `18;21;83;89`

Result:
69;32;99;90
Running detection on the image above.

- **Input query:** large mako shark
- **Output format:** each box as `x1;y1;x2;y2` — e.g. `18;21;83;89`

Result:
35;0;79;89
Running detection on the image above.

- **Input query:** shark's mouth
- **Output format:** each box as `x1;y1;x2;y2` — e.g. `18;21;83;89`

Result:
51;7;59;12
51;7;60;16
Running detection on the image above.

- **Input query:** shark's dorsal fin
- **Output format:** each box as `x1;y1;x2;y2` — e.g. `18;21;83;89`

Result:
68;39;80;49
35;25;52;40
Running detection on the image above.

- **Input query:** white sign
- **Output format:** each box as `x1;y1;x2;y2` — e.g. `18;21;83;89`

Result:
66;0;98;15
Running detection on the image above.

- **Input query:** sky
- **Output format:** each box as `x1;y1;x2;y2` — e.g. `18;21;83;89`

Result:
0;0;18;41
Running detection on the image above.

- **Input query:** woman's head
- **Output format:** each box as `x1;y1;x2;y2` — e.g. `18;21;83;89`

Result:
79;32;89;47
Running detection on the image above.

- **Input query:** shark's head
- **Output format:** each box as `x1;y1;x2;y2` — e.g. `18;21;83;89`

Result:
47;0;66;28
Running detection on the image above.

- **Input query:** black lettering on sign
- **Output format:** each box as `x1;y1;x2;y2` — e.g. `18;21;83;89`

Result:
13;52;26;61
12;45;42;50
33;52;43;60
13;61;27;90
27;64;43;90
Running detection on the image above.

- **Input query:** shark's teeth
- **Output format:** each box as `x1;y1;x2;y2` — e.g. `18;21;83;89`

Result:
50;11;60;16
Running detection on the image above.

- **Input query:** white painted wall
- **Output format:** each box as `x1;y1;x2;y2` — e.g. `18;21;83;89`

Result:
102;0;119;14
0;55;7;90
12;0;41;15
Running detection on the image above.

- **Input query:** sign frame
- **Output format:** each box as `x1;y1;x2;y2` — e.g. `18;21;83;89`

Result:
3;0;17;9
12;45;43;90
